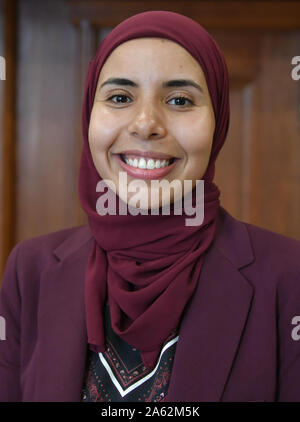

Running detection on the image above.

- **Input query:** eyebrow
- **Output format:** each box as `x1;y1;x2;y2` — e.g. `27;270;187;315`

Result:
99;77;204;94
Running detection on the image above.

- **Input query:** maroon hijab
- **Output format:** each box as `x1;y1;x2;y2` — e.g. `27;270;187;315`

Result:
78;11;230;371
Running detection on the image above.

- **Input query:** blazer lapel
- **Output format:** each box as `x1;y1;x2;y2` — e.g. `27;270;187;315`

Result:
32;228;93;402
167;209;255;402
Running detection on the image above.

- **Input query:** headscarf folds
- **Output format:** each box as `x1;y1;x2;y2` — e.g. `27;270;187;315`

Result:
78;10;230;371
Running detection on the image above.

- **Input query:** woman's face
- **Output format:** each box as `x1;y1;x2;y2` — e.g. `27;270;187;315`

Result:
89;37;215;210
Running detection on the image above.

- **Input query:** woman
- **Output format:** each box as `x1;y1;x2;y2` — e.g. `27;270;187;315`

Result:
0;10;299;402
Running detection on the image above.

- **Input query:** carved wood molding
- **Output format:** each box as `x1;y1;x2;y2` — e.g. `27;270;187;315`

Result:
67;0;300;29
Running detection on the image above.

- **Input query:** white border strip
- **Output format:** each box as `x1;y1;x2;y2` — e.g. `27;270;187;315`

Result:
98;335;179;397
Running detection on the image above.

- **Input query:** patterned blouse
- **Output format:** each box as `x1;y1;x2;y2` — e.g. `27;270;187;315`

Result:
81;303;179;402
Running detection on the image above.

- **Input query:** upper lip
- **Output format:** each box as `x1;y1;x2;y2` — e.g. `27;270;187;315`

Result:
118;150;178;160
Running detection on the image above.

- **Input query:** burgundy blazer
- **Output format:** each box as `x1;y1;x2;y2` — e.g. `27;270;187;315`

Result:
0;206;300;402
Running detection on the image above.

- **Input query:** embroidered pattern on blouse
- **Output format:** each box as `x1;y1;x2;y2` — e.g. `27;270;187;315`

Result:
81;304;179;402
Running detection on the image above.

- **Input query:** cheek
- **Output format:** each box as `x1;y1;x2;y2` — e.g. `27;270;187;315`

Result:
174;109;215;157
88;108;120;154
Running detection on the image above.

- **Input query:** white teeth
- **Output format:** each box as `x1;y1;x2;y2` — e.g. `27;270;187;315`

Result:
146;159;155;170
138;157;147;169
123;156;171;169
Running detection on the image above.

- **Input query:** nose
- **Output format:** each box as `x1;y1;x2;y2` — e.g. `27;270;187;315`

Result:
127;101;167;140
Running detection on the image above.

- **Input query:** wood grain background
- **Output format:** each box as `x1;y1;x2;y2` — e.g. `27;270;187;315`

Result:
0;0;299;282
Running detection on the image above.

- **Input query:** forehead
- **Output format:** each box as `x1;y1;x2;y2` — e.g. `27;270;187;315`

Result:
98;37;205;81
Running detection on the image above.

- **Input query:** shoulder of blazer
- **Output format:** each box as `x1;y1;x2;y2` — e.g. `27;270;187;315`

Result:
242;214;300;277
216;207;300;301
215;206;300;274
3;225;93;286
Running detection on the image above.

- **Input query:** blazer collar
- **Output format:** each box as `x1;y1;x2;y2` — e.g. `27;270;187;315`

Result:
53;225;93;261
214;206;254;269
34;207;254;401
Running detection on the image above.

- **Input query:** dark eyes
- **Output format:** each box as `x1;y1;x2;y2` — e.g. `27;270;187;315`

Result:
168;97;194;107
106;94;194;107
108;95;130;104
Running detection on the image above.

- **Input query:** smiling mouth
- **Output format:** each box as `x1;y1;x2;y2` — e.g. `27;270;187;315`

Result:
120;154;176;170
